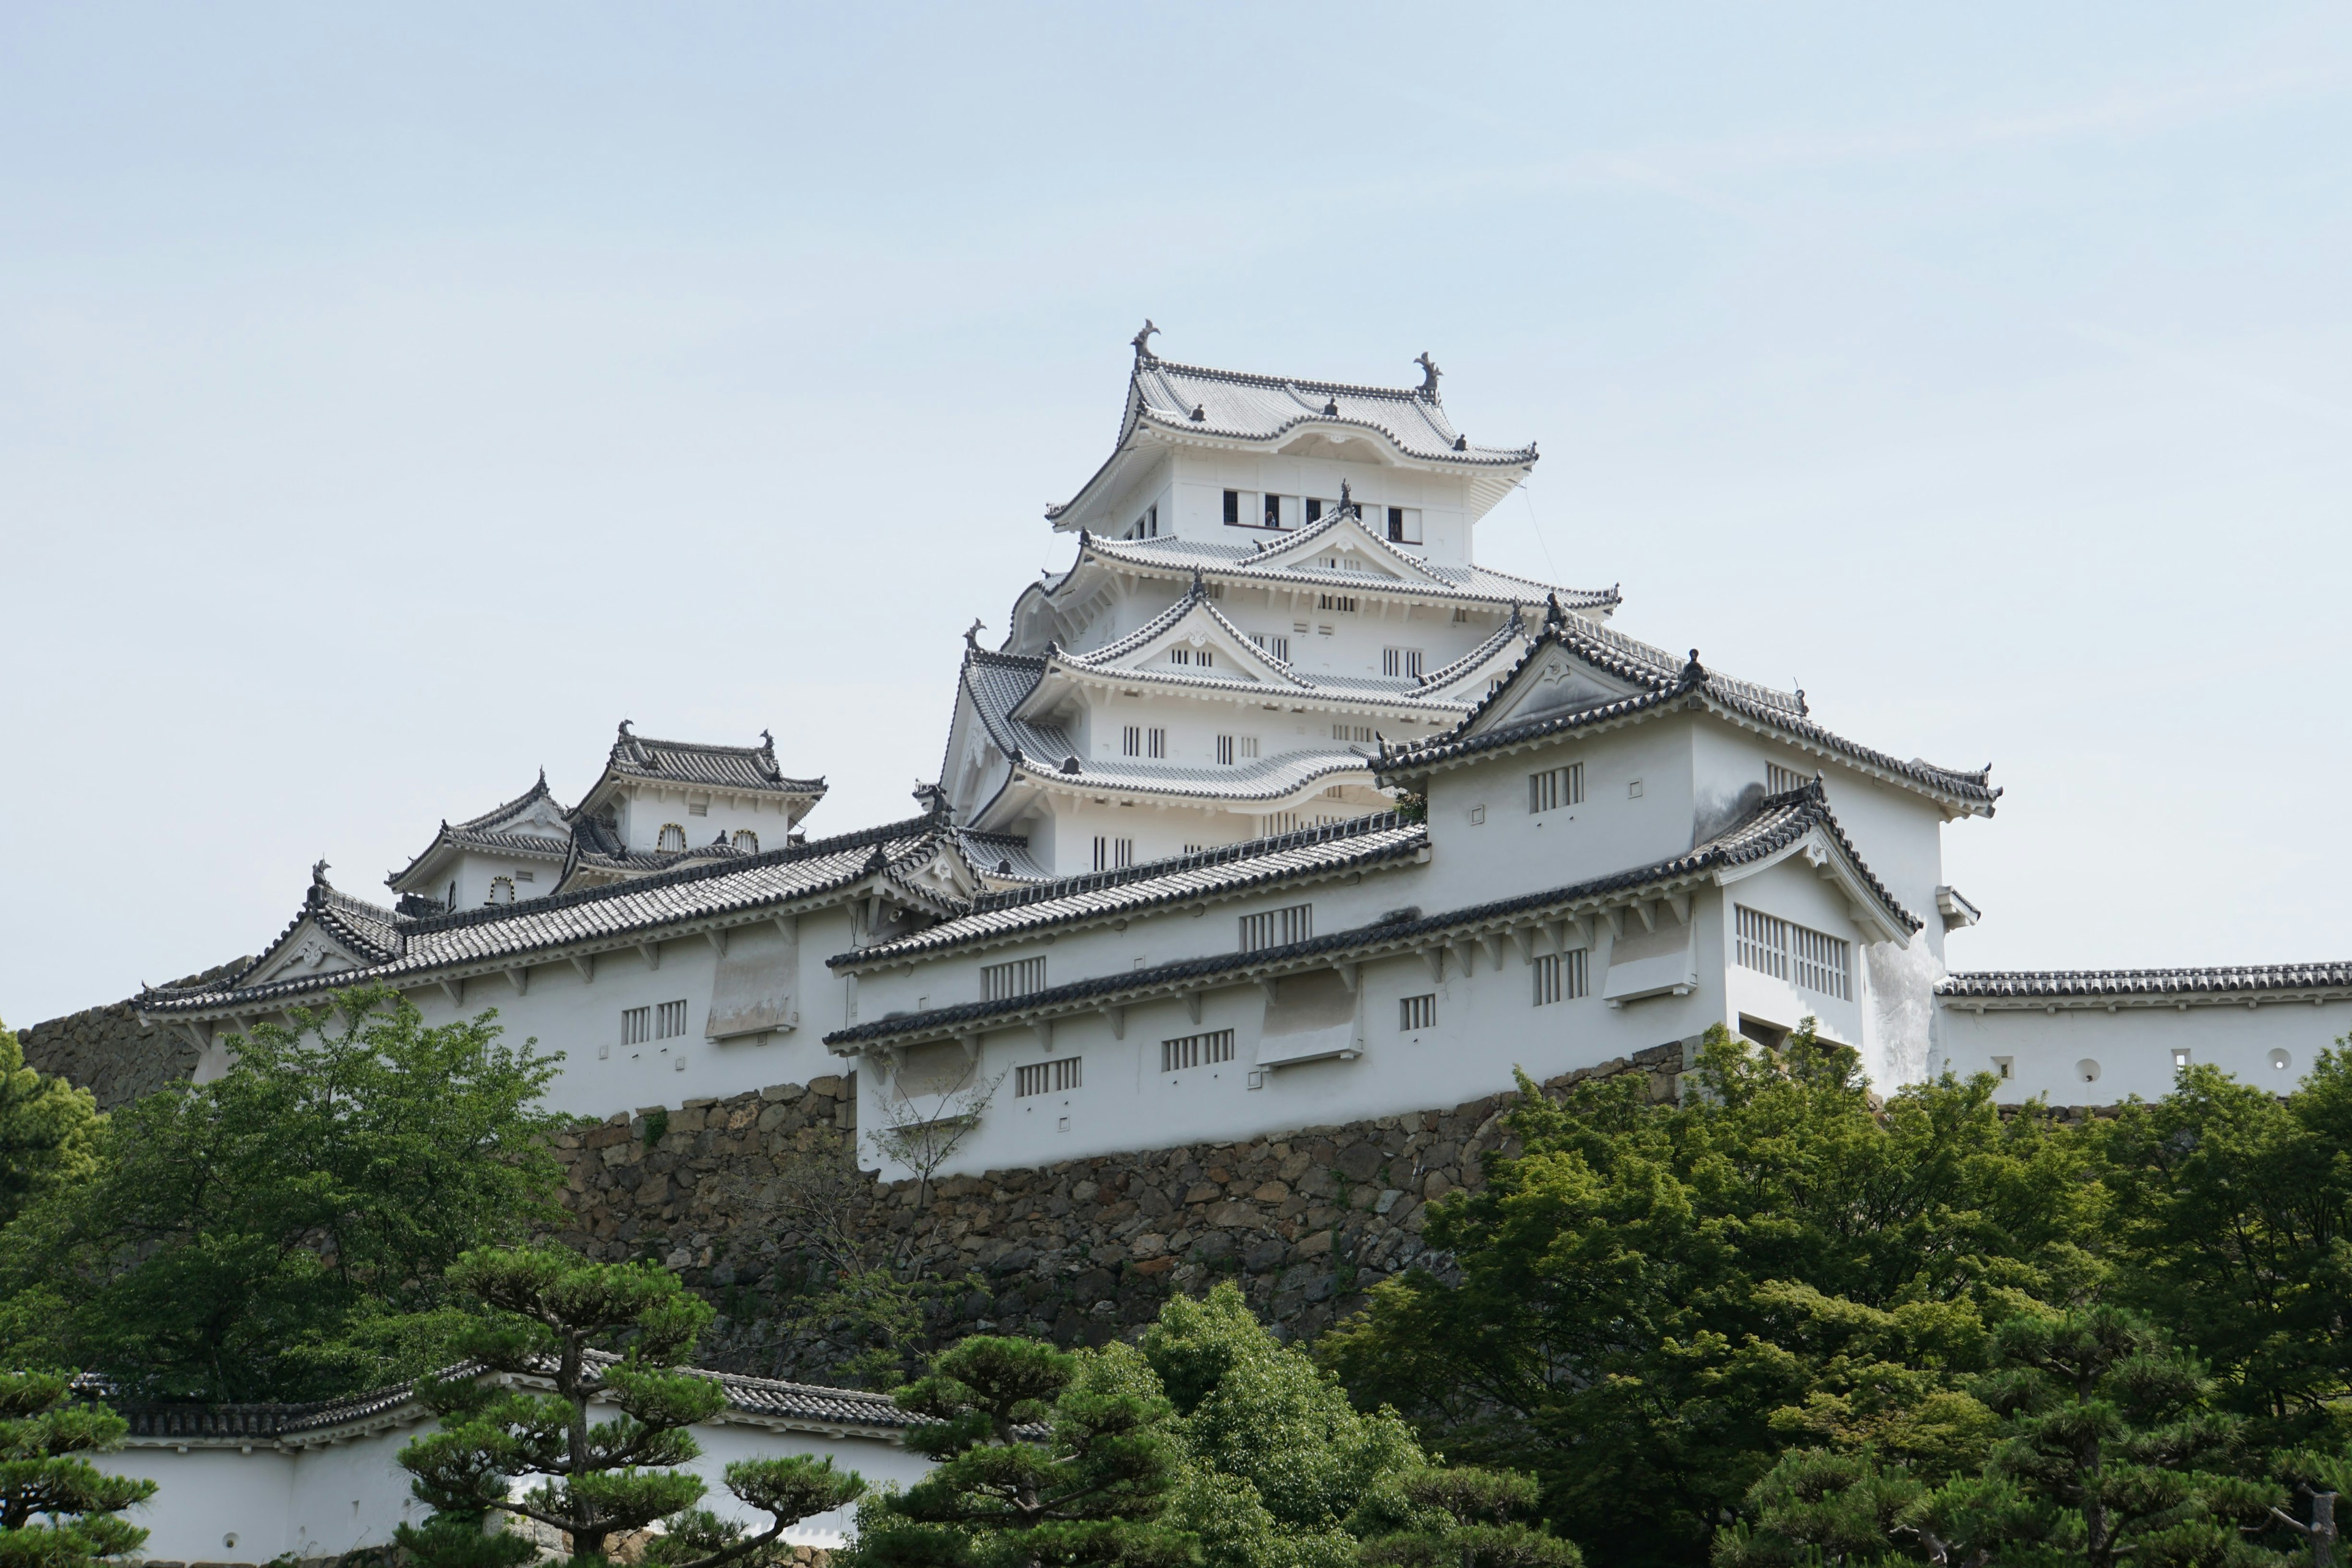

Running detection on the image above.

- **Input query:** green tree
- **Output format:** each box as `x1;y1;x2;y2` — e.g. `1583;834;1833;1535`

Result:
398;1244;865;1566
1717;1308;2288;1568
2098;1052;2352;1447
0;987;567;1401
0;1369;156;1567
0;1019;101;1230
1140;1283;1424;1568
1320;1024;2097;1568
1359;1468;1585;1568
851;1334;1195;1568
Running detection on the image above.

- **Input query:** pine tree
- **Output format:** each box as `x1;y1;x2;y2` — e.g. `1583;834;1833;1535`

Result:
0;1020;100;1231
1359;1468;1585;1568
0;1370;156;1568
396;1244;865;1567
851;1335;1196;1568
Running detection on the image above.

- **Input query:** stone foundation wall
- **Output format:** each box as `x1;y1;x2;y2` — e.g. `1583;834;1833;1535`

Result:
549;1043;1687;1381
17;960;247;1110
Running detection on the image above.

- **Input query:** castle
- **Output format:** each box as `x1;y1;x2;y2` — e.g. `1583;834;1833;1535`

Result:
134;331;2352;1178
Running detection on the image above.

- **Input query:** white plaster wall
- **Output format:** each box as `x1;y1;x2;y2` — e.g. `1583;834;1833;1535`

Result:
1717;856;1874;1050
105;1420;923;1559
1165;451;1479;565
1937;999;2351;1106
615;783;805;858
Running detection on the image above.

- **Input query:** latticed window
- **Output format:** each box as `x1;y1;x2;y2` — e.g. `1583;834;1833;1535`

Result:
489;876;516;905
1399;994;1436;1030
1529;763;1585;813
1318;593;1358;613
657;823;687;852
1766;763;1806;795
655;1000;688;1039
733;830;759;853
1216;734;1235;766
1382;647;1423;679
1253;633;1289;662
1016;1057;1082;1096
1161;1030;1234;1072
1092;837;1133;871
981;956;1048;1001
1238;903;1312;952
622;1006;651;1046
1735;907;1851;1001
1532;950;1588;1006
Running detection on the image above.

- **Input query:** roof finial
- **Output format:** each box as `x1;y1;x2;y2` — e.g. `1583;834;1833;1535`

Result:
1681;649;1706;685
1132;319;1159;361
1322;396;1339;416
1339;478;1353;513
964;617;986;651
617;718;633;738
1189;403;1205;421
1414;352;1441;397
1793;682;1807;717
1190;565;1205;598
760;728;774;751
311;857;331;886
1544;592;1565;629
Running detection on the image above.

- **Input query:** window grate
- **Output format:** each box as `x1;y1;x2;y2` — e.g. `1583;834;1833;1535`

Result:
982;956;1047;1001
1092;836;1133;871
1735;907;1850;1000
1238;903;1313;952
655;1000;688;1039
1400;994;1436;1030
1253;632;1290;662
1528;763;1585;814
1766;762;1807;796
1160;1030;1235;1072
1122;725;1142;757
1382;647;1424;679
1216;734;1235;766
657;823;687;851
1016;1057;1082;1096
622;1006;651;1046
1532;950;1588;1006
1317;593;1358;613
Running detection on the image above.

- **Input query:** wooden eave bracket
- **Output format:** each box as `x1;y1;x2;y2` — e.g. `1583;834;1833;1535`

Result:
569;953;595;982
638;941;662;971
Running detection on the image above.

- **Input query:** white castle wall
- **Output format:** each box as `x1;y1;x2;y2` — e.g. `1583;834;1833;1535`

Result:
1939;998;2351;1107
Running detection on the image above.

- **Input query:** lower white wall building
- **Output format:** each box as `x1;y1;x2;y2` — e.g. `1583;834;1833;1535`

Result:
102;1365;932;1562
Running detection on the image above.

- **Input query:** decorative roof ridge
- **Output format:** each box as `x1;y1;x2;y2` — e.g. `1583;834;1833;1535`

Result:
1050;595;1311;690
592;721;826;797
1414;611;1532;692
835;817;1426;970
1009;747;1375;805
1074;532;1615;609
966;646;1049;672
826;789;1910;1049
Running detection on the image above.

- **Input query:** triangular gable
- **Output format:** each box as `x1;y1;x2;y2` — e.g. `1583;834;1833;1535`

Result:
470;788;570;842
1419;620;1536;704
1456;633;1659;739
1063;596;1299;688
1242;509;1447;586
1711;815;1915;949
244;911;377;988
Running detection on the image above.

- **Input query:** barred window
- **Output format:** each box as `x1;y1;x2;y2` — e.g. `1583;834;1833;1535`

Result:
1123;725;1142;757
1092;836;1133;871
1016;1057;1082;1096
1170;646;1213;668
732;829;759;853
1331;723;1374;742
1161;1030;1235;1072
1382;647;1424;679
1735;907;1850;1001
657;823;687;852
1529;763;1585;814
1318;593;1358;613
1216;734;1235;766
1239;903;1312;952
981;956;1047;1001
1148;727;1167;759
1400;994;1436;1030
622;1006;651;1046
1263;810;1301;835
655;1000;688;1038
1766;763;1806;795
1253;633;1290;662
1532;950;1589;1006
489;876;516;905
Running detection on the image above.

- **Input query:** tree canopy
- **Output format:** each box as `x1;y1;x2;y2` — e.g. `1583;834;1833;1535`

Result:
0;1019;100;1232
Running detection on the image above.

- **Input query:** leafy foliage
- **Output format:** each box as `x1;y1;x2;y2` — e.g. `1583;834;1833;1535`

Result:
1320;1023;2098;1568
0;987;567;1401
0;1370;155;1567
0;1020;100;1232
397;1244;865;1567
1359;1467;1585;1568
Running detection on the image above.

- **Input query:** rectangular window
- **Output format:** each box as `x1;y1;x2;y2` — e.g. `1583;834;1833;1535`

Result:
1216;734;1235;766
1735;907;1851;1001
1091;836;1133;871
1133;503;1158;539
1123;725;1142;757
1317;593;1358;613
1240;736;1259;758
1766;762;1806;796
1531;950;1588;1006
1332;723;1374;742
1016;1057;1083;1096
1264;492;1283;527
1161;1030;1235;1072
1382;647;1424;679
622;1006;651;1046
981;956;1048;1001
1305;498;1327;523
1238;902;1313;951
1400;994;1436;1031
1147;727;1166;759
1223;489;1240;526
1170;647;1189;666
1264;810;1301;835
688;801;709;816
1452;606;1470;623
655;1000;688;1039
1529;763;1585;813
1253;633;1290;662
1387;506;1423;545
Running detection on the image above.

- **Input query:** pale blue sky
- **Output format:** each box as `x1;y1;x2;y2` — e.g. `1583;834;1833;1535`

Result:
5;5;2350;1023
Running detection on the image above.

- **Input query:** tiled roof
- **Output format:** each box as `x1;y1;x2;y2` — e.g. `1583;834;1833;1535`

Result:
594;723;826;797
388;773;574;891
840;813;1425;967
1937;963;2352;1001
829;786;1914;1050
100;1354;916;1447
1059;584;1310;687
1379;613;1999;813
955;830;1055;884
141;816;956;1016
1124;356;1532;467
454;771;567;832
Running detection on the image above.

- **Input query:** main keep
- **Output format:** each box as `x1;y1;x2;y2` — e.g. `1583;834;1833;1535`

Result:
135;330;2352;1178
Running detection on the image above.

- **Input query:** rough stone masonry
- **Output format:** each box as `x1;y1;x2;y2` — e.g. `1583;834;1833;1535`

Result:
548;1043;1687;1382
